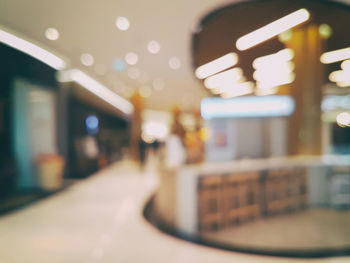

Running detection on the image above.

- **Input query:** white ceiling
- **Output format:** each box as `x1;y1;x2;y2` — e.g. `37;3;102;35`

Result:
0;0;234;112
1;0;349;112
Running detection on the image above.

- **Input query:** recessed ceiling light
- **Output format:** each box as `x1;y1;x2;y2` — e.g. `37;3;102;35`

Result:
115;16;130;31
125;52;138;65
80;53;94;66
112;58;126;71
169;56;181;70
147;40;160;54
45;28;59;40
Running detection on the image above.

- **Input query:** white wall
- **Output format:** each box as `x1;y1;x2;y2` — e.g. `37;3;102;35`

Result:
205;117;287;162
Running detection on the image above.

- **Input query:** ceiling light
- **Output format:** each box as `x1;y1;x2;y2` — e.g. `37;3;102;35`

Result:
195;53;238;79
256;72;295;87
319;24;332;39
57;69;134;115
336;112;350;127
203;67;243;89
278;29;293;43
320;47;350;64
220;82;254;98
169;56;181;69
45;28;59;40
147;40;160;54
80;53;94;66
115;16;130;31
329;70;350;83
125;52;138;65
341;60;350;70
254;67;294;82
253;49;294;69
112;58;126;71
0;27;66;70
236;8;310;50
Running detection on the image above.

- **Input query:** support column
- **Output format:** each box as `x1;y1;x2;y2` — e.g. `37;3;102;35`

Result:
130;92;143;162
286;25;325;155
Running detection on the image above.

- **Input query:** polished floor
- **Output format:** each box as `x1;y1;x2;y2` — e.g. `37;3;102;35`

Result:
202;209;350;250
0;160;349;263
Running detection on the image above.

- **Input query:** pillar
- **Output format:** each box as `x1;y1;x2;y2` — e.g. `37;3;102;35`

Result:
286;25;325;155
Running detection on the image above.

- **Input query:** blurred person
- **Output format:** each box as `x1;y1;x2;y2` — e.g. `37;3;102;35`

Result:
138;138;148;169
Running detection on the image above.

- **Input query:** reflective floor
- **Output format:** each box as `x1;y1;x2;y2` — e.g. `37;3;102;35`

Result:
202;209;350;250
0;160;349;263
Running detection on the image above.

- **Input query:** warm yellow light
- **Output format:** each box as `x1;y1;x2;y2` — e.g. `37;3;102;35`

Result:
253;49;294;69
236;8;310;51
204;67;243;89
320;47;350;64
195;53;238;79
278;29;293;43
336;112;350;127
319;24;332;39
341;60;350;70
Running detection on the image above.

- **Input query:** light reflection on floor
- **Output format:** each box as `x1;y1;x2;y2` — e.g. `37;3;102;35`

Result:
201;209;350;250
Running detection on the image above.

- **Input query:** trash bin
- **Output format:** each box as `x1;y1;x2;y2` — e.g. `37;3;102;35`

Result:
36;154;65;191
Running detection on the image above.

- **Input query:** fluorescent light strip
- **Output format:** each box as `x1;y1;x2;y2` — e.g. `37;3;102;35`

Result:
329;70;350;83
253;49;294;69
212;81;252;95
236;9;310;51
341;60;350;70
321;47;350;64
0;27;66;70
253;66;293;81
58;69;134;115
201;96;295;119
220;82;254;98
195;53;238;79
204;67;243;89
256;72;295;87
